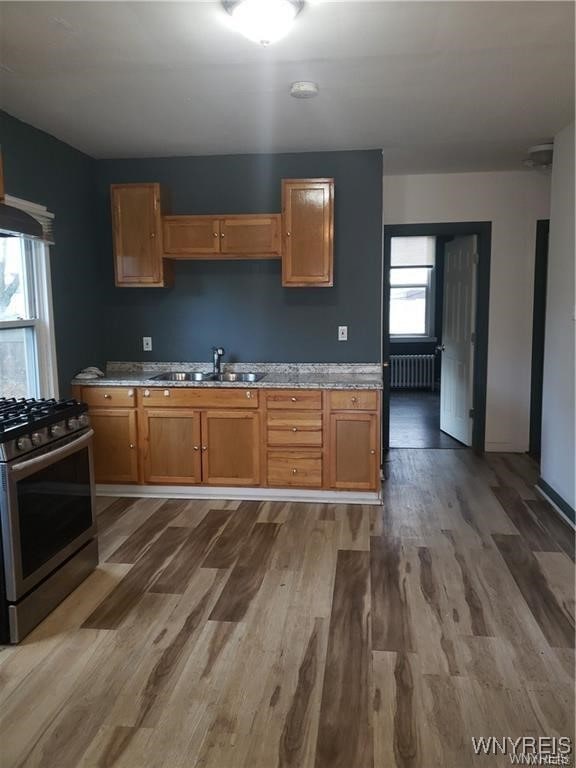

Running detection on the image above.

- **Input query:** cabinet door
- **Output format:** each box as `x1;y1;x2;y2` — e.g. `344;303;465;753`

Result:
201;411;260;486
162;216;220;256
141;409;201;484
90;408;138;484
220;215;281;257
282;179;334;287
111;184;166;286
329;412;379;490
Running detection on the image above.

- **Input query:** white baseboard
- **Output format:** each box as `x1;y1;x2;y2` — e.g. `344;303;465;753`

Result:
96;484;382;506
534;485;576;530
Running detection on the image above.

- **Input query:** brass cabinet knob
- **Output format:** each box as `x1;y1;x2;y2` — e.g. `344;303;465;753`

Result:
213;232;218;237
128;389;134;397
164;390;170;397
220;233;225;238
104;394;111;399
352;396;358;403
193;445;199;451
246;391;252;399
292;427;297;432
201;445;207;451
370;449;376;455
129;443;135;449
286;231;291;237
291;397;297;402
292;468;297;474
151;232;156;239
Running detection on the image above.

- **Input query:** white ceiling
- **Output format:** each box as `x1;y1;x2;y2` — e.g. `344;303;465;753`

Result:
0;1;574;173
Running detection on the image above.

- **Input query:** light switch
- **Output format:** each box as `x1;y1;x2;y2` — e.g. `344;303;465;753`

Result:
338;326;348;341
143;336;152;351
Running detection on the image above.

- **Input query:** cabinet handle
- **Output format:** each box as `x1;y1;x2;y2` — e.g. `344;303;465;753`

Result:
246;391;252;399
286;231;291;237
128;389;134;398
292;468;297;474
291;397;297;402
370;449;376;455
144;389;150;397
151;232;156;239
201;445;207;451
193;445;199;451
129;443;135;449
213;232;218;238
163;390;170;397
292;427;298;432
104;394;111;399
220;233;225;238
352;396;358;403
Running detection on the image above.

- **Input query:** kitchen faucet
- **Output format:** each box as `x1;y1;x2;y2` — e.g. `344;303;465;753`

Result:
212;347;225;375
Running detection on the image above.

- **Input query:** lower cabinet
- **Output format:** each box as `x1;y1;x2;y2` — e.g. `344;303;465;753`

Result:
329;412;379;490
141;409;202;484
90;408;139;484
201;411;260;486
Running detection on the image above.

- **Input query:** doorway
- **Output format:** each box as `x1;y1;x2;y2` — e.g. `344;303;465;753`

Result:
528;220;550;460
382;222;492;454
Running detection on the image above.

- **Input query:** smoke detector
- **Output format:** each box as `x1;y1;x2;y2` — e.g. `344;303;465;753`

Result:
524;143;554;169
290;81;319;99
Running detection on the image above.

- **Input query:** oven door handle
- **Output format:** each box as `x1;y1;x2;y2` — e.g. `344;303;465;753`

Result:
9;429;94;478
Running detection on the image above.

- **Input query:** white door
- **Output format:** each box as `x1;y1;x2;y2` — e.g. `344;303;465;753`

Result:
439;235;477;445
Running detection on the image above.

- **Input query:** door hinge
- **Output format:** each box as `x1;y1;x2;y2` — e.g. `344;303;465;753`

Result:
471;331;476;344
469;408;475;418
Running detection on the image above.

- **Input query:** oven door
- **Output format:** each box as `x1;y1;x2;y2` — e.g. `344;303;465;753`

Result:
0;429;96;602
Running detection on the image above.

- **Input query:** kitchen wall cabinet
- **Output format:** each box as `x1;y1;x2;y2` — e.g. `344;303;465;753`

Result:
90;409;139;484
141;409;202;484
282;179;334;287
162;214;280;259
111;183;171;287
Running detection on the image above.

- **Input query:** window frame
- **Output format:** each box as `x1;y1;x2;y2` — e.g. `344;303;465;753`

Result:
0;236;58;399
389;265;436;340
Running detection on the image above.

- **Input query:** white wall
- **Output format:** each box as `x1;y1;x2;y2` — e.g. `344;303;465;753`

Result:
383;170;551;451
540;122;575;510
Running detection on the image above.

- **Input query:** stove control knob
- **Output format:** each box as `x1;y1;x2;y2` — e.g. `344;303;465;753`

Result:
16;436;32;452
50;424;65;438
67;417;80;431
31;432;43;446
78;414;89;428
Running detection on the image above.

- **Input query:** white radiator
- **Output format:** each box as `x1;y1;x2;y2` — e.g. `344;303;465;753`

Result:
390;354;435;390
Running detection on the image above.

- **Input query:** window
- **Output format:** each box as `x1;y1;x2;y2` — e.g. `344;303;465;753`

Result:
389;236;435;338
0;231;57;399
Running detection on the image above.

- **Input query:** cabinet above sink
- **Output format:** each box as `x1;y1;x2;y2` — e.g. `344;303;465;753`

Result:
110;178;334;289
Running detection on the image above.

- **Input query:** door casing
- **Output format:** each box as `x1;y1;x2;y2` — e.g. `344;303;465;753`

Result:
382;221;492;455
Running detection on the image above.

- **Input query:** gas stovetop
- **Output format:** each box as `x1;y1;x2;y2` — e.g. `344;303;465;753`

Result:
0;398;90;461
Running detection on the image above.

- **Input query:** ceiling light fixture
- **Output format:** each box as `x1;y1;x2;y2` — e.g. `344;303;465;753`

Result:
523;143;554;169
224;0;304;46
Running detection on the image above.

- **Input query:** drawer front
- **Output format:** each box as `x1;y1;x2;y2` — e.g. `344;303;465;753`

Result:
266;390;322;410
82;387;136;408
267;411;322;447
267;451;322;488
139;387;259;409
328;390;379;411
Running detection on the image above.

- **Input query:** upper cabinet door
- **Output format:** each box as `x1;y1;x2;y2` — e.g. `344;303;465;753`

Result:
111;184;168;287
282;179;334;287
163;216;220;257
220;215;281;257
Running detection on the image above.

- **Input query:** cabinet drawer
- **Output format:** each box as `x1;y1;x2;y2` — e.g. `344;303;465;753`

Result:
328;390;379;411
139;387;259;409
267;411;322;447
82;387;136;408
267;451;322;488
266;390;322;410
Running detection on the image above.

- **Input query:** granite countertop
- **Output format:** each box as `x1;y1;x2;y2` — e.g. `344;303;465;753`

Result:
72;362;383;390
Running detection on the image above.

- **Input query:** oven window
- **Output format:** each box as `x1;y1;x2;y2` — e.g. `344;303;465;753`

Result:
17;447;93;578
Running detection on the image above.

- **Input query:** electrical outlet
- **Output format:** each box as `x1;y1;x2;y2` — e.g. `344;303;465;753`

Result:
143;336;152;352
338;326;348;341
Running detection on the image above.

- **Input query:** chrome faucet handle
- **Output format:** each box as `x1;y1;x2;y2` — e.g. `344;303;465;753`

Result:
212;346;225;355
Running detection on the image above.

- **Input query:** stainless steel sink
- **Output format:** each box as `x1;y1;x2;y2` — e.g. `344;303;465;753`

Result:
215;372;264;383
149;371;216;382
148;371;264;383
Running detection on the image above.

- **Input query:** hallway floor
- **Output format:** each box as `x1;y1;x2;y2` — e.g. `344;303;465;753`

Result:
0;451;573;767
390;389;465;448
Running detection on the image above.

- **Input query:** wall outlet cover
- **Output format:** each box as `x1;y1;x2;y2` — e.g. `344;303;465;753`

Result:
143;336;152;351
338;326;348;341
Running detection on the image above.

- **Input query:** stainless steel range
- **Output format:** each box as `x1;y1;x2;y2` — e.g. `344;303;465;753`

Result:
0;397;98;643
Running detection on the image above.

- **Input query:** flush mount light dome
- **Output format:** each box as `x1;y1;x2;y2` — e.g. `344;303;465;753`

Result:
523;143;554;169
224;0;304;46
290;81;319;98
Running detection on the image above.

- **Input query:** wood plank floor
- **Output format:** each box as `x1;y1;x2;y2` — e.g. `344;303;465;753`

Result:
0;450;574;767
